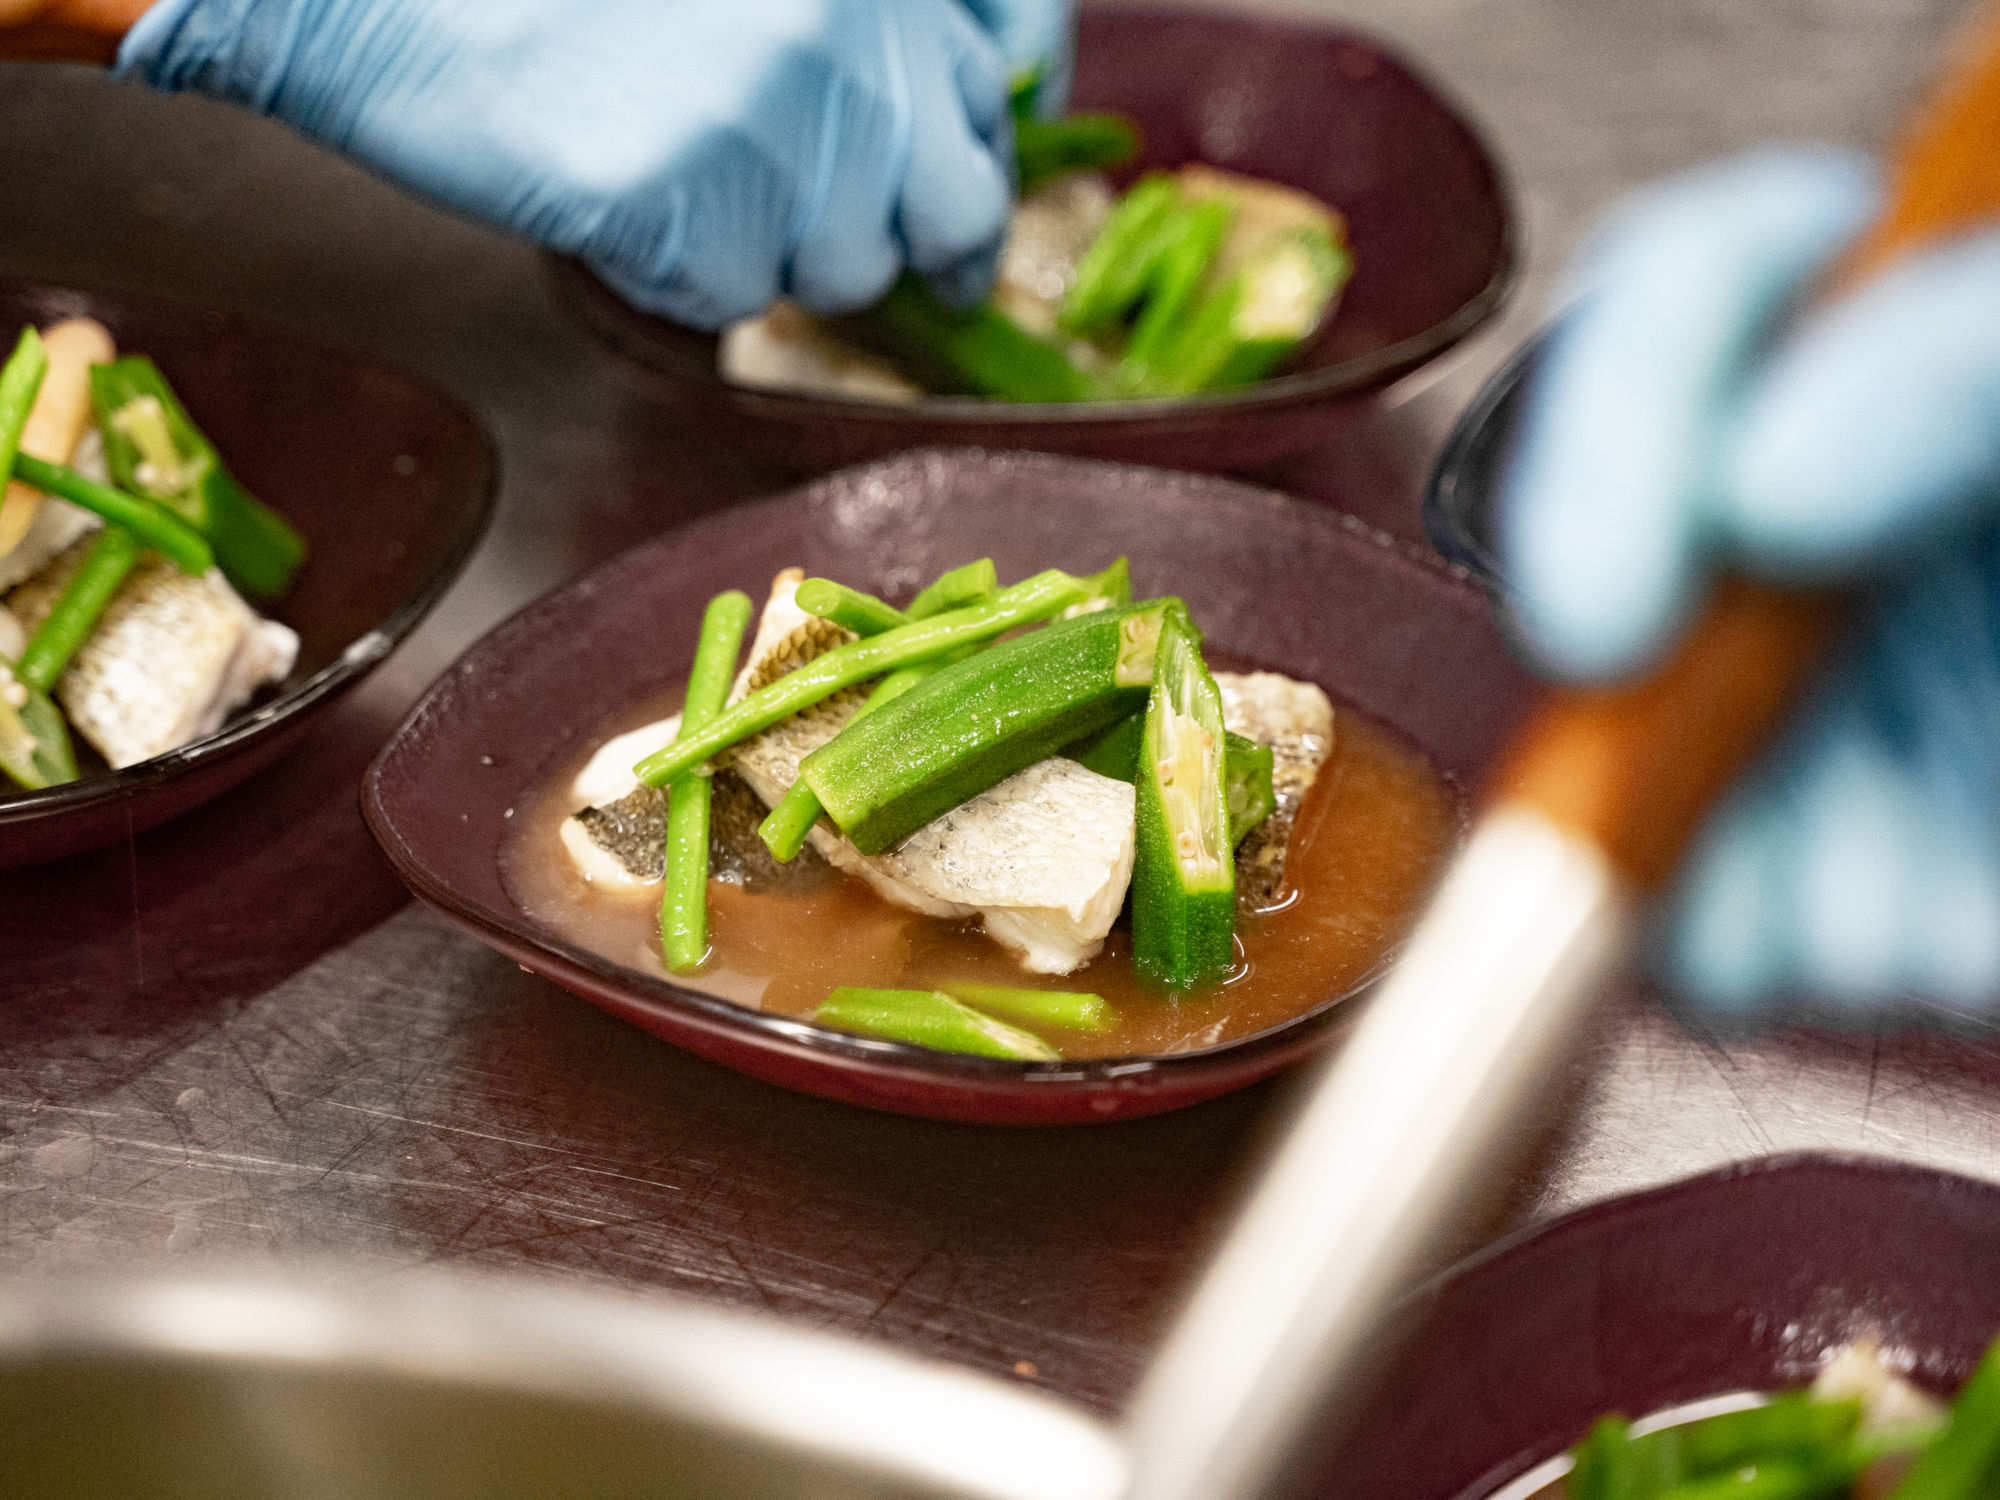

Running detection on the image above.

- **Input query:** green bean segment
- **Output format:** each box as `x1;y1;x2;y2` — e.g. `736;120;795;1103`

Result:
795;577;908;637
634;563;1126;790
938;983;1110;1033
0;326;48;485
10;454;212;575
16;525;141;694
659;590;753;973
906;557;998;619
814;987;1059;1061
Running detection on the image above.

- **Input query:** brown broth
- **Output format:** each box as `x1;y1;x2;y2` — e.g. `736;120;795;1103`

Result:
502;689;1459;1059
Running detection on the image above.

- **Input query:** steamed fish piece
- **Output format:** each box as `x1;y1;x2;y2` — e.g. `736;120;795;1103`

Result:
6;542;299;769
561;770;830;894
719;300;922;404
719;173;1115;401
1215;670;1335;909
564;569;1137;975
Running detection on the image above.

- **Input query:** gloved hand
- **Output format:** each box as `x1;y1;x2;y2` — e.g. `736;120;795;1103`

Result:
1500;150;2000;1021
960;0;1076;114
117;0;1022;329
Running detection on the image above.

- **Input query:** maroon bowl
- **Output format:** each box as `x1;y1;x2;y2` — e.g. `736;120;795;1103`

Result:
362;448;1536;1124
1323;1155;2000;1500
547;7;1516;478
0;280;496;869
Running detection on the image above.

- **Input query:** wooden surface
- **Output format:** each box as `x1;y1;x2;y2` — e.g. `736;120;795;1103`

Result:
4;0;2000;1422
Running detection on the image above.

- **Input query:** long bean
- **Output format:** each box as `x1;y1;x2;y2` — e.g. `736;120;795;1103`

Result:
634;562;1125;789
757;663;940;862
11;453;211;575
1119;199;1235;389
660;590;753;973
939;983;1110;1033
795;578;907;637
0;328;48;485
906;558;997;619
16;525;140;694
813;987;1059;1061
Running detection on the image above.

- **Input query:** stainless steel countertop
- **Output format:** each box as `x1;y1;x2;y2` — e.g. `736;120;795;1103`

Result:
2;0;1992;1417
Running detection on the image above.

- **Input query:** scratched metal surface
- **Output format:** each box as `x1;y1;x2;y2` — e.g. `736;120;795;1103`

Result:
2;0;1996;1422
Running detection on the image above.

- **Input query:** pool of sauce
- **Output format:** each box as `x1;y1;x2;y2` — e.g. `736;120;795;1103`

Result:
502;685;1460;1060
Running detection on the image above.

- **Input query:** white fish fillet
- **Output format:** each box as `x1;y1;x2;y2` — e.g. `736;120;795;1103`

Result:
6;543;299;769
718;174;1115;401
1215;671;1335;908
566;569;1137;975
0;429;108;594
719;302;922;404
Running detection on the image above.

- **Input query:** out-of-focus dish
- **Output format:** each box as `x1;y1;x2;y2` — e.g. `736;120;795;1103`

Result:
549;9;1515;475
0;316;305;794
722;84;1355;405
364;449;1535;1123
1326;1157;2000;1500
0;281;495;869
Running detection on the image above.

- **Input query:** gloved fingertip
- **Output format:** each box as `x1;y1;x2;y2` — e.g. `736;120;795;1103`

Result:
790;231;901;317
1723;228;2000;577
1663;792;1794;1018
899;145;1010;274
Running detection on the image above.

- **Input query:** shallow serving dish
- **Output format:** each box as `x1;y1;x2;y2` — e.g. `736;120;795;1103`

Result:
548;7;1516;478
363;448;1534;1124
0;280;497;870
1331;1154;2000;1500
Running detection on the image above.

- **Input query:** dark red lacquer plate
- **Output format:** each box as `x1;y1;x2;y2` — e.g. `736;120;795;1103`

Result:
0;280;496;869
548;7;1516;478
1322;1155;2000;1500
363;449;1535;1124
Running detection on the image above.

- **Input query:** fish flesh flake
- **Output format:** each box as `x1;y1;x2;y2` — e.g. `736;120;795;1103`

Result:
1215;670;1335;909
564;569;1137;975
6;543;298;769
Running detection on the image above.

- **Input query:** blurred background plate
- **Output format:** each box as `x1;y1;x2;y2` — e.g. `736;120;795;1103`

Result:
1326;1154;2000;1500
1423;324;1548;590
548;7;1516;478
363;449;1536;1125
0;280;496;869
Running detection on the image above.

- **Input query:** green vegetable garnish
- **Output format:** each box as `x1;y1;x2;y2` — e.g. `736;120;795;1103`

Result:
1131;607;1234;987
659;590;753;973
838;274;1097;402
9;454;210;576
634;562;1127;791
798;598;1171;856
814;986;1059;1060
14;525;141;695
90;357;305;597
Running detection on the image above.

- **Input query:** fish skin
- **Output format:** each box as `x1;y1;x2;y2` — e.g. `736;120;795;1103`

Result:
561;771;830;893
565;568;1138;974
1215;670;1335;909
6;540;298;769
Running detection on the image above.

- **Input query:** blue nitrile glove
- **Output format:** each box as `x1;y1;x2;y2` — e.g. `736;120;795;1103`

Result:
1500;149;2000;1021
117;0;1018;329
960;0;1076;114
